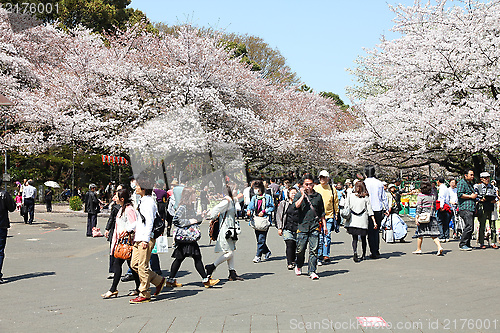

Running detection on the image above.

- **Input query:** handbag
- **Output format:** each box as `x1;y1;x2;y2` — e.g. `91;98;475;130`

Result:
114;237;133;260
382;215;395;243
252;215;271;231
174;224;201;243
92;227;103;237
20;204;27;217
250;196;271;231
417;212;431;223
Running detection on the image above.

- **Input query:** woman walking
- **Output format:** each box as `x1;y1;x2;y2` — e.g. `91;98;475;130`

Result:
101;188;141;298
247;180;274;263
167;187;220;288
276;187;299;270
413;181;443;255
344;181;376;262
205;185;244;281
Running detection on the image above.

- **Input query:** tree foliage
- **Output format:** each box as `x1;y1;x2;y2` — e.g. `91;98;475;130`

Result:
346;0;500;174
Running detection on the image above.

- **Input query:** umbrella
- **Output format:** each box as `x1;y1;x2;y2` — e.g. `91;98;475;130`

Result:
44;181;60;188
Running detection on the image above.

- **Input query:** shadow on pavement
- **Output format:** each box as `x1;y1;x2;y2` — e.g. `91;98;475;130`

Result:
239;272;274;280
318;269;348;278
6;271;56;283
155;288;201;301
265;255;286;262
379;251;405;259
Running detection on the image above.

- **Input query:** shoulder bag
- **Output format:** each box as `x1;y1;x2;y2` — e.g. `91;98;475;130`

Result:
251;196;271;231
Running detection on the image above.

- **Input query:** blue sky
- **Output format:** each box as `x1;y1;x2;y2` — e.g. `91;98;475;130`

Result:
130;0;419;105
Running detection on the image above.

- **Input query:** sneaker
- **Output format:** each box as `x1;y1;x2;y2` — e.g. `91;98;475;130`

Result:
129;296;150;304
317;260;323;266
309;272;319;280
264;251;272;260
323;256;330;262
203;277;220;288
492;244;498;249
252;256;261;263
294;266;301;276
436;247;444;256
107;273;114;279
460;245;472;251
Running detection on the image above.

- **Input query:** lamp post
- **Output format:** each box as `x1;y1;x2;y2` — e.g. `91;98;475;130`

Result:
0;94;13;191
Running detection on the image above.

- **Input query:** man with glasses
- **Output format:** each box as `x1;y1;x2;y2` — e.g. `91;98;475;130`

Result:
293;174;326;280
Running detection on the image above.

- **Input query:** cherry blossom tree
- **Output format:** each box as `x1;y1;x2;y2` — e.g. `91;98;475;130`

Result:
347;0;500;174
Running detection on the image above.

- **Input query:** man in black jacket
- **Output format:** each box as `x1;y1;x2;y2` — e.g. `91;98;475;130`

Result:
0;179;17;283
85;184;101;237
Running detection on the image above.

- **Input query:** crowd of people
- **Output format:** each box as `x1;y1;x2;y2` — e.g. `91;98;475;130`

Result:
0;165;498;291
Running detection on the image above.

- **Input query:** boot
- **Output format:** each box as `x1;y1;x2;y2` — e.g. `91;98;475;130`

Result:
228;270;244;281
202;277;220;288
165;278;182;288
205;263;216;277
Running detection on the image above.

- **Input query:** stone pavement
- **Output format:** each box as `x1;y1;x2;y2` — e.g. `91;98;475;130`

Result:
1;206;500;332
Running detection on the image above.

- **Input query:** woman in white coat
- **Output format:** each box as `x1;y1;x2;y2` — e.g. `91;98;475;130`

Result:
344;181;376;262
205;185;244;281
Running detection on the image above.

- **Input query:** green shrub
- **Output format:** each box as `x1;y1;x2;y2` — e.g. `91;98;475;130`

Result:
69;196;83;211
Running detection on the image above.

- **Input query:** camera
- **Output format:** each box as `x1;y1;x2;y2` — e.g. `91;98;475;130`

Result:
225;229;238;241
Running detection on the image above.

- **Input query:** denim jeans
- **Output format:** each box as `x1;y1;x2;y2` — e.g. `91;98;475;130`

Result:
318;218;334;259
437;210;451;240
296;229;319;275
254;229;270;257
0;228;7;278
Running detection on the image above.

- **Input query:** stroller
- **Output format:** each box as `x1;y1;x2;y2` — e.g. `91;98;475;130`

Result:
381;214;408;243
451;206;464;239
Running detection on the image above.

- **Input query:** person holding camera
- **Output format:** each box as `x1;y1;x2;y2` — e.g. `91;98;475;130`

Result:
474;172;498;249
206;185;244;281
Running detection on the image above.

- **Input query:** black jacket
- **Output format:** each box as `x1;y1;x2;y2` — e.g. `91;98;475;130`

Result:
105;203;120;241
85;191;100;215
0;190;16;229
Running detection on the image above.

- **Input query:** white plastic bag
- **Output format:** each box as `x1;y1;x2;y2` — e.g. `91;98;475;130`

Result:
155;235;169;253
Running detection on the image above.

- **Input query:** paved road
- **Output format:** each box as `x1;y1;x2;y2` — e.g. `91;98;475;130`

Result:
1;206;499;332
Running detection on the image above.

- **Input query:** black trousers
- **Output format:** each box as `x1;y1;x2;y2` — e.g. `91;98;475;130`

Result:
86;213;97;236
45;200;52;212
23;198;35;224
368;210;384;255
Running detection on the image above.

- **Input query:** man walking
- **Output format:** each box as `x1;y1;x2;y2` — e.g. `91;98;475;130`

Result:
313;170;338;264
436;177;451;242
22;180;37;224
363;165;388;259
457;170;477;251
474;172;498;248
0;179;16;283
293;174;326;280
85;184;101;237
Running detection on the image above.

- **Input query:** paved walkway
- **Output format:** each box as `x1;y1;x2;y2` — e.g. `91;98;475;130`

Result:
1;209;499;332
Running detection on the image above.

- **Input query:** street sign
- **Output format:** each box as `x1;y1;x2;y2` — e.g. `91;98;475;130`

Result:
3;173;10;182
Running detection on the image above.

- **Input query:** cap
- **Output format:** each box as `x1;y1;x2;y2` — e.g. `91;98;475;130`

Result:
388;184;396;190
480;172;491;178
382;181;388;186
89;183;96;189
171;180;179;186
318;170;330;178
344;179;352;184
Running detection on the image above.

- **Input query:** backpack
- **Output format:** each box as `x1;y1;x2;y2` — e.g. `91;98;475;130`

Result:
138;203;165;239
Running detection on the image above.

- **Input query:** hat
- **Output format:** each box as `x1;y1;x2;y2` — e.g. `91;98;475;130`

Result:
480;172;491;178
89;183;96;189
382;181;388;186
171;179;179;186
353;179;359;185
318;170;330;178
388;184;396;190
344;179;352;184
